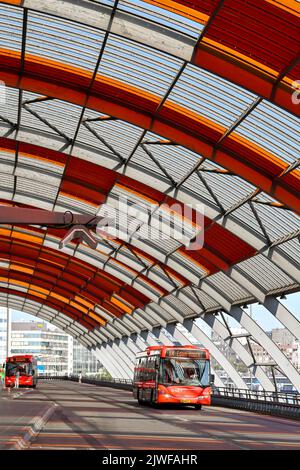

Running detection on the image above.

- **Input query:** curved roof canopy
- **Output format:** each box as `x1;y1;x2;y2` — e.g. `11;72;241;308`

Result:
0;0;299;352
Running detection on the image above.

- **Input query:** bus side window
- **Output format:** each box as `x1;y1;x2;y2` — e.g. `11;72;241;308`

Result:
144;357;149;381
135;358;141;381
142;357;146;381
149;358;155;381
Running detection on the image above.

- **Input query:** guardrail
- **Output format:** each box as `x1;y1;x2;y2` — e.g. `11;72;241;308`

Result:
39;376;300;419
213;386;300;405
211;386;300;419
39;375;133;390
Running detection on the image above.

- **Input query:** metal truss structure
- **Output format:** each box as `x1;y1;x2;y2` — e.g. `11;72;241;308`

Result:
0;0;299;391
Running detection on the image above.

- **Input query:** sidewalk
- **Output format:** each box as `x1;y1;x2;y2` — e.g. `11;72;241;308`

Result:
0;388;55;449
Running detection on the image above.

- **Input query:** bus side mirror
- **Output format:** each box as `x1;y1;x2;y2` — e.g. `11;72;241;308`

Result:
210;374;215;384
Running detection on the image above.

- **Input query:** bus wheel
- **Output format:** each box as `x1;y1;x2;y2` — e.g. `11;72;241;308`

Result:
194;404;202;410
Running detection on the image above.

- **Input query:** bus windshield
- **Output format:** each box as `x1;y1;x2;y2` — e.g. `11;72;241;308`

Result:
160;358;210;387
6;362;33;377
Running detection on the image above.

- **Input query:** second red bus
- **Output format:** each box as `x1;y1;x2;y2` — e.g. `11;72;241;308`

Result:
5;354;38;388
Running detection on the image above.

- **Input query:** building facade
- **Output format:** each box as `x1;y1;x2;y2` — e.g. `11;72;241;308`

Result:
73;340;100;376
0;307;11;366
9;320;101;376
10;321;72;375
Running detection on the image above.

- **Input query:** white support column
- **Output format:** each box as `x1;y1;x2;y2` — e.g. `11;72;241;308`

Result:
116;338;136;364
130;333;150;351
94;347;120;379
264;297;300;341
107;341;134;379
210;369;224;388
101;343;130;379
204;313;275;391
224;270;300;341
123;336;142;355
166;322;248;389
152;326;174;346
140;330;162;346
201;281;300;391
230;307;300;392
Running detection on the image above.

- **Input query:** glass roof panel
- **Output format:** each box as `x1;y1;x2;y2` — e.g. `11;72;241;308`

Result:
0;173;14;199
207;272;250;303
250;195;300;242
107;184;157;218
163;294;194;317
98;33;183;96
128;146;173;185
170;251;207;278
93;0;115;6
16;155;63;187
237;255;296;293
0;4;22;53
0;149;14;175
77;110;144;159
228;203;269;240
133;223;181;254
0;86;19;135
279;239;300;266
26;10;105;71
15;177;58;203
180;285;221;310
235;100;300;165
140;131;202;182
168;64;258;128
197;172;256;211
55;194;98;215
21;93;83;140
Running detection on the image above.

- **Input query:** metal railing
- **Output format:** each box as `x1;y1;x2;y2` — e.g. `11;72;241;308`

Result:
39;375;300;418
39;375;133;389
213;386;300;405
211;386;300;419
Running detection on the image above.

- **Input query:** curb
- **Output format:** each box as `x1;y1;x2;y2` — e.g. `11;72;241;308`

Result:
10;403;58;450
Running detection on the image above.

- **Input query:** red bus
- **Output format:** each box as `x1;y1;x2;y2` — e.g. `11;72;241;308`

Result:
5;355;38;388
133;345;214;409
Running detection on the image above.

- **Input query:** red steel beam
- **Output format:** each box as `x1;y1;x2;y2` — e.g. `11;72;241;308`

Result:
0;138;258;274
0;52;299;214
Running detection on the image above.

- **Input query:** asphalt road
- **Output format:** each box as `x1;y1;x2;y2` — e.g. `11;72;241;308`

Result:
1;381;299;450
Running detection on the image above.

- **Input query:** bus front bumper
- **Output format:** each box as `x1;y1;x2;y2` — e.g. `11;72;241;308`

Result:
157;394;211;405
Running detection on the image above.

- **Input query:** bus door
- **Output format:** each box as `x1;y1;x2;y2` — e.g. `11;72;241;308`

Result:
141;355;159;403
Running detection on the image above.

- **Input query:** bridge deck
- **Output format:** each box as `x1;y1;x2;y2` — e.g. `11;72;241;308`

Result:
0;381;299;450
